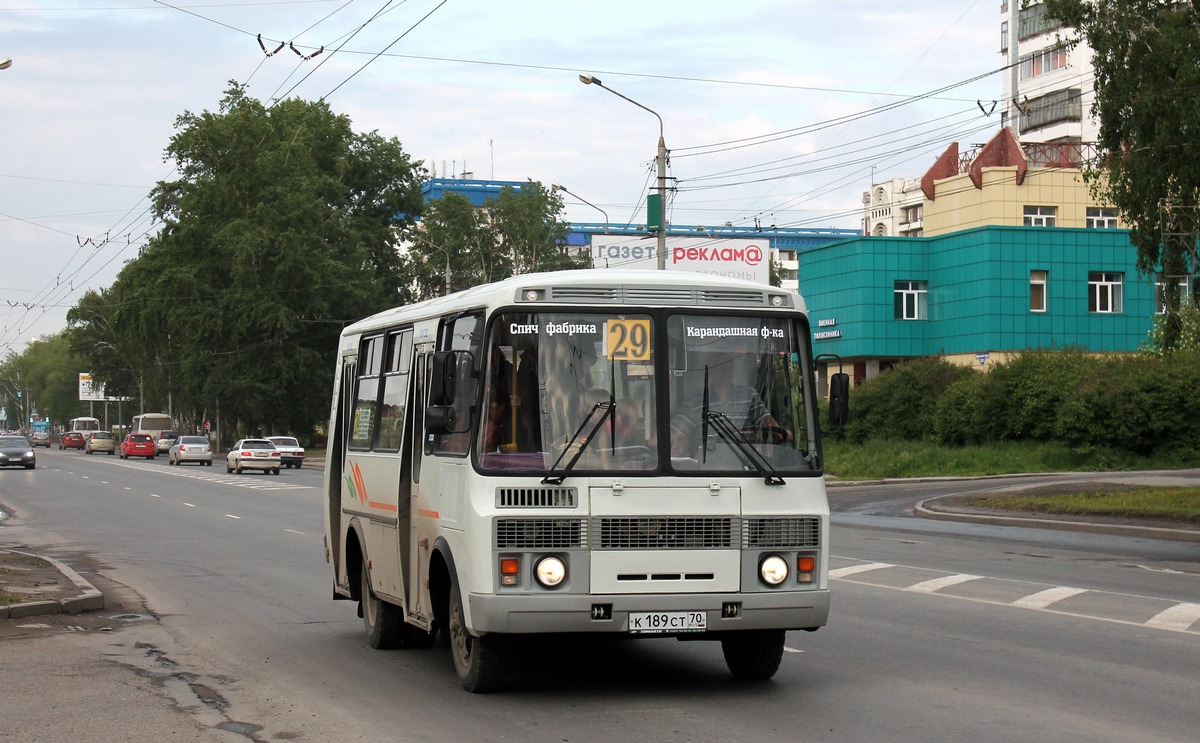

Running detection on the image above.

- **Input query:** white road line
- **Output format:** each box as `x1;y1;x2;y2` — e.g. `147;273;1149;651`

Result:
225;514;241;520
1145;602;1200;631
150;494;161;498
783;647;803;654
284;529;305;535
828;562;893;578
184;503;195;507
1012;586;1088;609
906;574;983;594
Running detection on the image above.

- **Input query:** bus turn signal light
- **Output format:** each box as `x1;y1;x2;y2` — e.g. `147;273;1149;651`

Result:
797;555;816;583
500;557;520;586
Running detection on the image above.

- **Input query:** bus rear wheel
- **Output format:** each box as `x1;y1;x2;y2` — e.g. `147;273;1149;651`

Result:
361;562;404;649
720;629;785;680
449;586;506;693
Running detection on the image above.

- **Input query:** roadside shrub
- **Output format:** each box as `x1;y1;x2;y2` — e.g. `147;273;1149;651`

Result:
986;349;1102;442
932;371;990;445
843;358;974;443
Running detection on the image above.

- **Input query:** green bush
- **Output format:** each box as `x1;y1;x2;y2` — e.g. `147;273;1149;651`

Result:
843;358;973;443
986;349;1101;441
932;371;990;445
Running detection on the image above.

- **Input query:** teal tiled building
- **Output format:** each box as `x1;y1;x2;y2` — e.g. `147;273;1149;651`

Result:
800;225;1157;385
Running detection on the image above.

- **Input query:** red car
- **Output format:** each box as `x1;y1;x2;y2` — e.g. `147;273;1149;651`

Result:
59;432;86;450
120;433;157;460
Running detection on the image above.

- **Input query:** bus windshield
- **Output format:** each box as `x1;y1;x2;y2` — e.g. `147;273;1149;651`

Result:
476;310;818;476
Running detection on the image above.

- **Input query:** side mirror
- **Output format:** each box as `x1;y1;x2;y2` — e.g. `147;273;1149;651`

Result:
425;405;456;435
828;372;849;427
428;352;456;406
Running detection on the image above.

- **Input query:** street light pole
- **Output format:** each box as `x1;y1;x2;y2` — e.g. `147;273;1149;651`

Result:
578;74;668;270
553;184;609;235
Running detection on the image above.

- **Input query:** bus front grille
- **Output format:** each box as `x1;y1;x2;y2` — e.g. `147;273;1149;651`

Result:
592;517;735;550
496;487;577;508
743;517;821;548
495;518;587;549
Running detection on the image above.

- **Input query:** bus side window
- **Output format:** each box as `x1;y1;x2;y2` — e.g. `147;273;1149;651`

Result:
431;313;482;456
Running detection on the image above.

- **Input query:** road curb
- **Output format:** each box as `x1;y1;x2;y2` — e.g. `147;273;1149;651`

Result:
0;549;105;620
915;495;1200;542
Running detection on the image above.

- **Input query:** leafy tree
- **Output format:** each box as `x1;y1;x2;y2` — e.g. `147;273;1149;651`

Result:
0;334;91;430
67;84;426;438
1044;0;1200;350
401;180;587;298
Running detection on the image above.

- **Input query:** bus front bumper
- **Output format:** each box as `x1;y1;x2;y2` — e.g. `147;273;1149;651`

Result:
468;589;829;635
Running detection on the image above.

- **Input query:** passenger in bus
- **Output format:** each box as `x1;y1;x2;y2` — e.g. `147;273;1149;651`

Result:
670;354;792;457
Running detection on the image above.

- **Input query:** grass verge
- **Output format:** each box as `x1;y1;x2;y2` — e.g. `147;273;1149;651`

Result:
969;487;1200;523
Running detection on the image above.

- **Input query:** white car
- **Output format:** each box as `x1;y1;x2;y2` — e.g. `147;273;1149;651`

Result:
226;438;281;475
169;435;213;466
266;436;306;469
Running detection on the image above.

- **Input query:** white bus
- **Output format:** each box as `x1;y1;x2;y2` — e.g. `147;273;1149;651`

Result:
68;416;101;434
131;413;174;436
323;269;847;692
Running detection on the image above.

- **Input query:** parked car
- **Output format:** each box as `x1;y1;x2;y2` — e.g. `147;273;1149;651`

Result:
59;432;86;450
84;431;116;455
0;435;36;469
156;431;181;453
266;436;306;469
169;435;213;466
120;433;157;460
226;438;281;475
29;430;50;448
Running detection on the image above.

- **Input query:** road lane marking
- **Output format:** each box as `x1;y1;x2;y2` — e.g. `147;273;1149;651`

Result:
150;494;161;498
1145;602;1200;631
184;503;195;507
828;562;893;578
226;514;241;520
906;574;983;594
284;529;304;535
1012;586;1088;609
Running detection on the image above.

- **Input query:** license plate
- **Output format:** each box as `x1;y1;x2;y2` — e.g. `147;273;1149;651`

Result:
628;611;707;634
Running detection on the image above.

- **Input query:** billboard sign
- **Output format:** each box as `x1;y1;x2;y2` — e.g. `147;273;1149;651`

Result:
590;236;770;284
79;372;105;402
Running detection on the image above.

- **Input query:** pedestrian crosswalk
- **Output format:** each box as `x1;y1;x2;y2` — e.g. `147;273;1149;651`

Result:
829;557;1200;634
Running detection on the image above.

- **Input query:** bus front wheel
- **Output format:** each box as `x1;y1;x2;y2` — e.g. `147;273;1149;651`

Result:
720;629;785;680
449;586;506;693
361;562;403;649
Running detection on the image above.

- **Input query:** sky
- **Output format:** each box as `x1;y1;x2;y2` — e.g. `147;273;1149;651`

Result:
0;0;1001;356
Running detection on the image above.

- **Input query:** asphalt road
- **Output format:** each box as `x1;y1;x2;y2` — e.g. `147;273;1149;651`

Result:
1;450;1197;742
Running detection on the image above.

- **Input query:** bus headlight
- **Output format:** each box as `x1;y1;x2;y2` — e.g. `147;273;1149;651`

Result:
535;556;566;588
759;555;789;586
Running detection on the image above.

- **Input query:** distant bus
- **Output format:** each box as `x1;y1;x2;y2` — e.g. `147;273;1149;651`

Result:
68;416;102;434
131;413;174;436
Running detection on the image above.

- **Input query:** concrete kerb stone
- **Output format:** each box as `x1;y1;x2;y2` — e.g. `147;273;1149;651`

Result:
0;549;105;620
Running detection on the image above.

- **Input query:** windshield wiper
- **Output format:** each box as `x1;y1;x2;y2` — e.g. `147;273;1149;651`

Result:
703;411;785;485
699;365;785;486
542;400;615;485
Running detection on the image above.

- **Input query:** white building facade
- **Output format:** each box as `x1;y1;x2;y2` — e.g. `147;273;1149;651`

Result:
1000;0;1098;144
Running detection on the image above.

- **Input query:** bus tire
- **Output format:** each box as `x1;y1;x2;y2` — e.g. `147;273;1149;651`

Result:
720;629;785;680
361;562;403;649
449;586;505;693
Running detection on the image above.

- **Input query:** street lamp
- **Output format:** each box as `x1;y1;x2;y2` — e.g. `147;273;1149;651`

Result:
553;184;609;235
578;74;668;270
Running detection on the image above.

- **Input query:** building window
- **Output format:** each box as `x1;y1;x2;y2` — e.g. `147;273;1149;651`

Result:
1001;20;1009;54
1154;274;1194;314
903;204;922;223
1019;46;1069;80
1088;272;1123;313
1086;207;1120;229
1023;205;1057;227
1030;270;1047;312
894;280;928;320
1018;2;1063;41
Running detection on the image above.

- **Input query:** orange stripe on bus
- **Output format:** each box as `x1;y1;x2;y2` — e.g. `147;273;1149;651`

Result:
418;509;440;519
368;501;398;512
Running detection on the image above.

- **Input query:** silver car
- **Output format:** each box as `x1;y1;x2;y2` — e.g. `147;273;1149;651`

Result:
226;438;281;475
266;436;306;469
169;435;213;466
84;431;116;455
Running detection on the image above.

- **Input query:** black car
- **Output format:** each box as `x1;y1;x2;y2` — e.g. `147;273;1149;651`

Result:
0;435;36;469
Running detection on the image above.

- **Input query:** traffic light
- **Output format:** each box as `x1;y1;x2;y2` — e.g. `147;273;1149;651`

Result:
16;391;22;399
